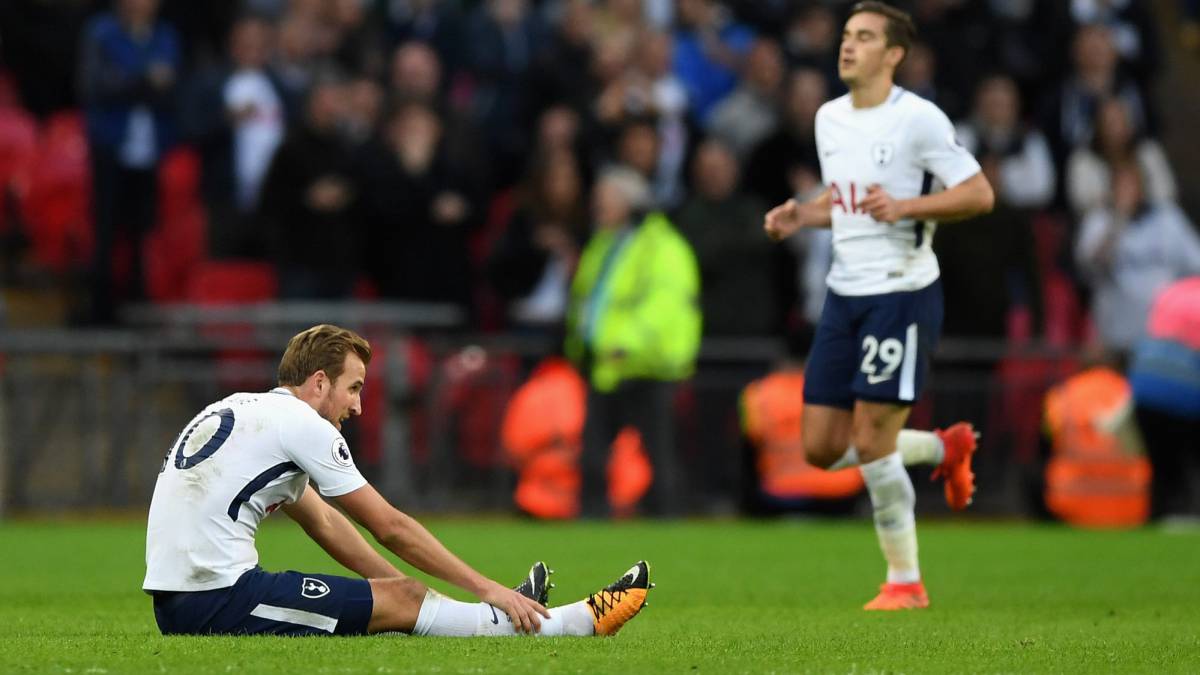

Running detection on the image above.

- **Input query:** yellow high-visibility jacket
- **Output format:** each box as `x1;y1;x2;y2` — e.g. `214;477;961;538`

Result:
565;212;702;392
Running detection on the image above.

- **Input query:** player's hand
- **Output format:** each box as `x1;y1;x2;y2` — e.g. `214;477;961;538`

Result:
863;184;908;223
478;581;551;634
764;199;804;241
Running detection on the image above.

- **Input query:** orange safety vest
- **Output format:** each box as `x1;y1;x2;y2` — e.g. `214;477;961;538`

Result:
501;357;653;519
1043;367;1151;528
741;370;864;500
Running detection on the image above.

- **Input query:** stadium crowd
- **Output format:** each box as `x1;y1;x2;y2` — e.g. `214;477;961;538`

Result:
1;0;1199;519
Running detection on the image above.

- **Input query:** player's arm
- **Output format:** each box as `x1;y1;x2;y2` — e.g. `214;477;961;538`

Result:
334;483;550;628
282;484;405;579
764;188;832;241
862;172;995;224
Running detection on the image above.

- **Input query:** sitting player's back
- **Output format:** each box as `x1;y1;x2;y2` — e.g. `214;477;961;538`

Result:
144;389;363;593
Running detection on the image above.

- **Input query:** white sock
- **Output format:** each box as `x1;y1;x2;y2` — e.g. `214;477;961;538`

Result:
412;590;594;637
827;432;943;470
897;430;944;466
860;452;921;584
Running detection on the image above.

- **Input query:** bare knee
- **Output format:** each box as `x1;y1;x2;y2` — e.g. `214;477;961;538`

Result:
367;577;428;634
802;428;844;469
851;402;909;462
801;409;852;469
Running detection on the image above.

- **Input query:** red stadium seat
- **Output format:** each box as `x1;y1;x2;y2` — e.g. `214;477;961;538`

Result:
17;109;92;272
0;107;37;234
184;261;279;393
185;261;277;303
144;148;207;302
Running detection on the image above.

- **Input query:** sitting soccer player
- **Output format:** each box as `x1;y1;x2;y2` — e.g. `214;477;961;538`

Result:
143;324;651;636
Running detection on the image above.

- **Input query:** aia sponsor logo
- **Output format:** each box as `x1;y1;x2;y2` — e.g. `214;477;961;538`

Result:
830;181;868;215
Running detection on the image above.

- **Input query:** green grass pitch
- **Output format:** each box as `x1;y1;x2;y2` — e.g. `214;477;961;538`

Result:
2;517;1198;673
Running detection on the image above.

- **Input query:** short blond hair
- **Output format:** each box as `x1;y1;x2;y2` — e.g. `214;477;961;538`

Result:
277;324;372;386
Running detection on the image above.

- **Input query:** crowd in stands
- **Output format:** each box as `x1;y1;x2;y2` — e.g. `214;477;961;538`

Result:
1;0;1198;520
0;0;1196;348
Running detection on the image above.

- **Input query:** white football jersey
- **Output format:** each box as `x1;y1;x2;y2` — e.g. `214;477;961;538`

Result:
815;86;981;296
143;388;367;592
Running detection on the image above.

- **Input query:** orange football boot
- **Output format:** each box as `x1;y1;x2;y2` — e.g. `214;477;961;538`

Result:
863;581;930;610
587;561;652;636
932;422;979;510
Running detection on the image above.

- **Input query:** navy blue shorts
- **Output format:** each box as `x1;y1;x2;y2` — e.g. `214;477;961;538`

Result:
151;567;373;636
803;281;943;409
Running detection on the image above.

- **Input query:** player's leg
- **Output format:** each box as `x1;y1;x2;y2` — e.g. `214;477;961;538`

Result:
150;568;377;636
830;282;976;507
389;561;652;637
847;284;943;610
801;403;854;469
852;399;926;609
801;290;858;469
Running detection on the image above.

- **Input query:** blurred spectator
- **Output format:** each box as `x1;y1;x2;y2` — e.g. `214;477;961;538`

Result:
1041;24;1151;174
707;37;784;158
566;166;701;517
181;15;288;258
613;116;679;209
258;74;364;299
669;139;775;509
980;0;1050;93
935;154;1044;341
343;75;384;143
674;139;773;336
359;100;481;308
0;1;92;117
389;41;489;185
744;68;824;209
1075;164;1200;353
380;0;466;73
1066;97;1176;217
1129;277;1200;520
955;75;1055;210
390;41;445;106
272;10;320;114
726;0;792;37
530;0;599;116
1068;0;1162;84
79;0;181;323
324;0;386;78
672;0;755;125
464;0;544;186
593;0;648;48
224;17;286;213
589;25;691;207
533;103;588;159
780;4;839;91
488;148;587;331
896;43;950;112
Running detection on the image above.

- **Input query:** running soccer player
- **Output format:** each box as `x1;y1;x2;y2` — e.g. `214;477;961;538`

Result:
764;2;995;610
144;324;650;636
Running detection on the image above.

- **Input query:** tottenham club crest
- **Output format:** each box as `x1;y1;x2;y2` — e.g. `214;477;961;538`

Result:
332;438;353;467
872;142;895;168
302;577;331;599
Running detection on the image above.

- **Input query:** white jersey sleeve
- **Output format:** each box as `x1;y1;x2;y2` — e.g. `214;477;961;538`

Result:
910;100;981;189
278;409;367;498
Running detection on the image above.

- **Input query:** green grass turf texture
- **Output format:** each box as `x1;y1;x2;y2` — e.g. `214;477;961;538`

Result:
2;518;1198;674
